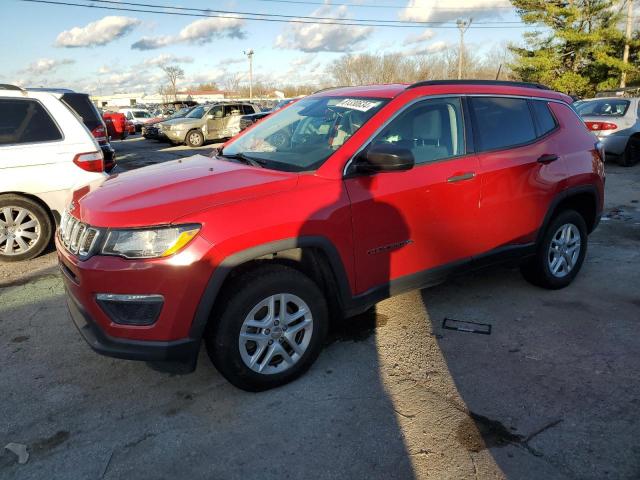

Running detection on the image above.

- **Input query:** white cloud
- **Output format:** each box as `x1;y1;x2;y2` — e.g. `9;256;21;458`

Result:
403;29;436;46
143;54;194;66
399;0;511;23
131;16;245;50
404;40;448;56
23;58;75;75
55;16;141;48
275;5;373;53
290;54;318;67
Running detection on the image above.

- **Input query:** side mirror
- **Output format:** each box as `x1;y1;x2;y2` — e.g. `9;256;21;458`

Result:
355;144;414;173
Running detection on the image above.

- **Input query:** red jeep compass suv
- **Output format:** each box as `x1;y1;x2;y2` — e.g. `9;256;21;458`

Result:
56;81;604;391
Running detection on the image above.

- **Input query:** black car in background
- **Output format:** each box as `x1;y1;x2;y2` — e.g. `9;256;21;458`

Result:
239;98;297;132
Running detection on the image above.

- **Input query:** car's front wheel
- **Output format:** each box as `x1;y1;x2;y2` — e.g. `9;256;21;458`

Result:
0;195;52;262
186;130;204;147
205;264;329;391
521;209;587;289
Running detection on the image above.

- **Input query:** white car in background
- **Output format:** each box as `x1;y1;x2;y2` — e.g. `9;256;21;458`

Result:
118;108;153;132
0;84;109;261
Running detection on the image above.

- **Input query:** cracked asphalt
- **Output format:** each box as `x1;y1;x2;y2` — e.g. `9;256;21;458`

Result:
1;139;639;479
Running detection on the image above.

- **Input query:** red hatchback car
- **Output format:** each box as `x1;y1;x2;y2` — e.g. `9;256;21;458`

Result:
57;81;604;391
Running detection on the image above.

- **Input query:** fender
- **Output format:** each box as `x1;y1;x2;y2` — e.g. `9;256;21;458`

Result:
536;184;601;245
188;236;353;339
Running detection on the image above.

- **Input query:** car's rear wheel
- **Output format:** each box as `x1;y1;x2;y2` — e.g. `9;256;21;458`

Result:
205;264;329;391
521;209;587;289
0;195;52;262
619;136;640;167
186;130;204;147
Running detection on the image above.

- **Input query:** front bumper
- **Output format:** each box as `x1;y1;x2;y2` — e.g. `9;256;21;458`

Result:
66;285;199;361
56;230;214;363
164;129;187;142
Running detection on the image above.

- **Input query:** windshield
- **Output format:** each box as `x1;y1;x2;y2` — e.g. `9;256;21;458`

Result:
186;106;206;119
576;99;630;117
222;96;387;172
168;107;191;119
132;111;151;118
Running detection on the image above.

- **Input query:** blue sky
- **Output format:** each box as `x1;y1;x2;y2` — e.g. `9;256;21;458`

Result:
0;0;527;94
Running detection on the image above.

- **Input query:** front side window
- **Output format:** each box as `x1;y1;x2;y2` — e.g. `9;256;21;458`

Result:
369;97;465;165
0;98;62;145
575;99;630;117
471;97;536;151
222;96;387;172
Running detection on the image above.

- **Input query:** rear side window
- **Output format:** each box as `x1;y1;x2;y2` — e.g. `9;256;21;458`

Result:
470;97;536;151
242;105;255;115
61;93;102;130
530;100;557;136
0;98;63;145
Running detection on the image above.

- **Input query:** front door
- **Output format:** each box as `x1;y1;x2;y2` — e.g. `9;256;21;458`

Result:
345;97;482;295
205;105;224;140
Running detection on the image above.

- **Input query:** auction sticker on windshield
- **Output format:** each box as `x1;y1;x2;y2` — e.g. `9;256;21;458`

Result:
335;99;382;112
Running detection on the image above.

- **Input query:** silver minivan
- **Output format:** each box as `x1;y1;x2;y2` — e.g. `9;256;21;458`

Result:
159;102;260;147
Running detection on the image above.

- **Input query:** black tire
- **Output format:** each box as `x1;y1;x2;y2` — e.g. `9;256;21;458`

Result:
521;209;588;289
619;137;640;167
205;264;329;391
185;129;204;148
0;195;52;262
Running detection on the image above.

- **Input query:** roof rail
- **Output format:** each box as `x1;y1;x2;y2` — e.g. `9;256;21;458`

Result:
407;80;551;90
27;87;76;94
0;84;27;92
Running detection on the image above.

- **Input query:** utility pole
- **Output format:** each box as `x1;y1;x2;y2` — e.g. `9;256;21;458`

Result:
243;49;254;100
456;18;472;80
620;0;634;88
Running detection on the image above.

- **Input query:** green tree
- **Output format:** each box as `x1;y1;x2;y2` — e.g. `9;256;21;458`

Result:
509;0;637;96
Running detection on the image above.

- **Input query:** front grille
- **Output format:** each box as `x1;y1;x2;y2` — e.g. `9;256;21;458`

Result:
59;211;100;257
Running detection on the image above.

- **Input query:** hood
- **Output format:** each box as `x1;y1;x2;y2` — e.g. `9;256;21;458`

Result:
161;117;202;127
73;155;298;227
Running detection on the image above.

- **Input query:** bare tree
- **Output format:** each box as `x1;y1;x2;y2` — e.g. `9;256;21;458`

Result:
160;65;185;102
221;73;243;97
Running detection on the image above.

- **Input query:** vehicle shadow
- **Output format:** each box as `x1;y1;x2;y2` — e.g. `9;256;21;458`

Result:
419;255;640;480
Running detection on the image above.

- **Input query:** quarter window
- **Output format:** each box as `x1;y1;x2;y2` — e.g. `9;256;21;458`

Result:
0;98;62;145
531;100;557;136
470;97;536;151
370;97;465;165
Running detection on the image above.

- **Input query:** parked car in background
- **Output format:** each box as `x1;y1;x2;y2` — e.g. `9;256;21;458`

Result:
143;107;194;140
575;96;640;166
57;81;604;391
119;108;153;132
0;84;109;261
158;102;260;147
30;88;116;171
239;98;297;132
103;111;129;140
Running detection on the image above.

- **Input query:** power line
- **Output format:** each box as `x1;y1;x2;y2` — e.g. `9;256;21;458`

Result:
84;0;524;25
245;0;516;11
21;0;530;28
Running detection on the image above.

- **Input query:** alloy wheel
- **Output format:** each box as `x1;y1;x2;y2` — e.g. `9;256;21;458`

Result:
0;206;41;256
238;293;313;374
547;223;581;278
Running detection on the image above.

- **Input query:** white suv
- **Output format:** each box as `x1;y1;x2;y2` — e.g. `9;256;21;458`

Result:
0;84;109;261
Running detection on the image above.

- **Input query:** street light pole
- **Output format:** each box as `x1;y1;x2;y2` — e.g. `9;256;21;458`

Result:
456;18;472;80
243;49;254;100
620;0;634;88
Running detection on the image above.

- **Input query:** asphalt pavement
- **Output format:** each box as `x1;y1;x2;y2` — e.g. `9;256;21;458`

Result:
1;138;639;479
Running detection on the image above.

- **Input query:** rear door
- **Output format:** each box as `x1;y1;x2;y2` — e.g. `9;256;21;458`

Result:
345;96;482;294
470;96;566;252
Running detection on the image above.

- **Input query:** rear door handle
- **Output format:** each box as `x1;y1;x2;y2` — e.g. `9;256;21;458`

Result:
537;154;559;164
447;172;476;183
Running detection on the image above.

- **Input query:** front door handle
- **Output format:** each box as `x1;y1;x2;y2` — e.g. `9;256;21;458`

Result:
537;154;559;164
447;172;476;183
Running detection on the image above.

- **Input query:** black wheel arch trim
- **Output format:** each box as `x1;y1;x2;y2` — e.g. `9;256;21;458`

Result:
536;185;602;244
188;236;354;339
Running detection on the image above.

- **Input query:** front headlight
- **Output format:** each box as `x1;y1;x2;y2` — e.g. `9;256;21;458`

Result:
101;225;200;259
170;124;185;131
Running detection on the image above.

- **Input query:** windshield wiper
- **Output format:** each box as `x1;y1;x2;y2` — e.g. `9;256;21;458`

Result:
219;152;266;168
